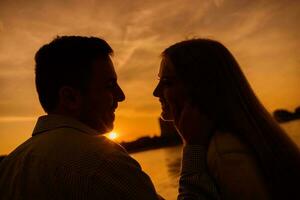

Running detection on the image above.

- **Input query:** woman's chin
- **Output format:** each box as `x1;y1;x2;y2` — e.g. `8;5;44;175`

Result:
160;112;174;122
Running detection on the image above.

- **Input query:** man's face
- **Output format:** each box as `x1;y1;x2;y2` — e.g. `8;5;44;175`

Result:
79;56;125;133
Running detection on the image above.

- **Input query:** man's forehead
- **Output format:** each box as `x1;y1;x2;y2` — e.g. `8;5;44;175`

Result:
91;56;117;79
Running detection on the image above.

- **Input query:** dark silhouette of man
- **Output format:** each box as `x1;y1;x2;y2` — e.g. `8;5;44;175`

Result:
0;36;160;199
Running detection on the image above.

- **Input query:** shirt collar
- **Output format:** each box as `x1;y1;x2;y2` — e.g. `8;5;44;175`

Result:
32;114;100;136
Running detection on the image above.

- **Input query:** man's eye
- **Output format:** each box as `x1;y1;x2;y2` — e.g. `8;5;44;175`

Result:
107;82;116;88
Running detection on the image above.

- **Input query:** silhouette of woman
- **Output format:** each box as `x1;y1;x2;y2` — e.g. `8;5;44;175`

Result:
153;39;300;200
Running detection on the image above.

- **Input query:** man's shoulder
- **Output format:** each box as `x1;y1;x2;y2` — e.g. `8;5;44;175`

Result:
33;126;124;154
52;133;142;180
4;127;132;172
59;128;128;152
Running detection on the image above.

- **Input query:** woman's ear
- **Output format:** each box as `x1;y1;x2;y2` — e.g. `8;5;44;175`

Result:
58;86;82;111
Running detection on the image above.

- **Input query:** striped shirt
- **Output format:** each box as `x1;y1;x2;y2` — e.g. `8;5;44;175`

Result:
179;146;220;200
0;114;219;200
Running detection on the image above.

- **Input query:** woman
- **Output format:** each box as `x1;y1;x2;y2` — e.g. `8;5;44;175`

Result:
153;39;300;200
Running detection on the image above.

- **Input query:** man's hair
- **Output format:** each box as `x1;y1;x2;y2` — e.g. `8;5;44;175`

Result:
35;36;113;113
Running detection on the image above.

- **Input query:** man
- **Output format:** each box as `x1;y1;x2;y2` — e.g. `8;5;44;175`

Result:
0;36;219;200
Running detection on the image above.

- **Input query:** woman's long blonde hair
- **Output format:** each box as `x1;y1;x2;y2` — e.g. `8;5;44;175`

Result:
163;39;300;199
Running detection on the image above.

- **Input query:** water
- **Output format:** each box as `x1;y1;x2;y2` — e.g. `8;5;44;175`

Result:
131;120;300;200
131;145;182;200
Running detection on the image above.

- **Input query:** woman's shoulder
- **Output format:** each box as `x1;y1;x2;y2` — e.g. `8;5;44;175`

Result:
207;132;271;200
208;131;251;157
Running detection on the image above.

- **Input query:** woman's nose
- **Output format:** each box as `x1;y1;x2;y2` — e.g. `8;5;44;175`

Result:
153;83;160;97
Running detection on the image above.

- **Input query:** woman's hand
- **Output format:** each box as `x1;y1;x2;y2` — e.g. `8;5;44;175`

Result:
174;102;215;146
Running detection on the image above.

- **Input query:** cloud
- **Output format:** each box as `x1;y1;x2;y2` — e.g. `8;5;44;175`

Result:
0;20;3;32
0;116;36;123
0;0;299;151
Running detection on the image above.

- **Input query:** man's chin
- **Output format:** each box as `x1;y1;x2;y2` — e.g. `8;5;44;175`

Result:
104;124;114;133
96;122;114;134
89;118;113;134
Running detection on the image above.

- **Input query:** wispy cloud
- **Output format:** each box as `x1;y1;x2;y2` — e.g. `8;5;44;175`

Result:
0;0;299;153
0;116;36;123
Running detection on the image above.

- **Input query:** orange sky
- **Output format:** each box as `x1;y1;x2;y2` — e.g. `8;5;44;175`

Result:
0;0;299;154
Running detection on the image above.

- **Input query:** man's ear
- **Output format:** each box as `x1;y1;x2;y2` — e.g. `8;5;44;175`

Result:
58;86;82;111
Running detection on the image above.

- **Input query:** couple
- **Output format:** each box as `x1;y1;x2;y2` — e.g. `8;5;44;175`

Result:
0;36;299;200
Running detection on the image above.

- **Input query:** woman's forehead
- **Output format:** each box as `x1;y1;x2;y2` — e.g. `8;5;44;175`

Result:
159;57;176;77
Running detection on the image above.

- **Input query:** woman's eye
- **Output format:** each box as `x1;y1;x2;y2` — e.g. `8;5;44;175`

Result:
160;79;173;86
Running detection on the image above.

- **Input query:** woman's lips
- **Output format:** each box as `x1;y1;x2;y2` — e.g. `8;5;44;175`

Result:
159;99;170;113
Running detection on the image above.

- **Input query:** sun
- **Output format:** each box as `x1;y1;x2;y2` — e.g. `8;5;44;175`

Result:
106;131;119;140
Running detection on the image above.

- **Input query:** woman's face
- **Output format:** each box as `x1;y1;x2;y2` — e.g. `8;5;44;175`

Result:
153;57;186;121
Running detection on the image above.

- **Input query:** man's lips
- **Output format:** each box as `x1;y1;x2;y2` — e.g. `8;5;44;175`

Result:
110;104;118;118
111;104;118;111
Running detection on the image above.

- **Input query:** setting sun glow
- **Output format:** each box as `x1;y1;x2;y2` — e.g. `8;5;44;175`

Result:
107;132;119;140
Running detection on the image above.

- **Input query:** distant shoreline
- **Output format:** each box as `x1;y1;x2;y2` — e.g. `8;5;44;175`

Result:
120;135;182;154
273;107;300;123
